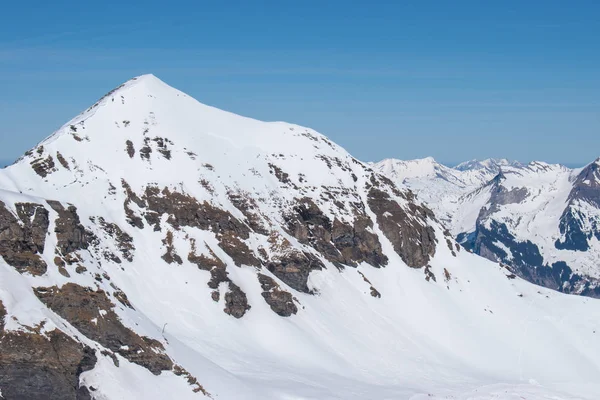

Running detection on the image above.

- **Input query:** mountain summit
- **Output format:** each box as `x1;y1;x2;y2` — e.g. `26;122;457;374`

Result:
1;76;599;399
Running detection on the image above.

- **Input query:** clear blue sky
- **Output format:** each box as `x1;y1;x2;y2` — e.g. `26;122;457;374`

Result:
1;0;599;166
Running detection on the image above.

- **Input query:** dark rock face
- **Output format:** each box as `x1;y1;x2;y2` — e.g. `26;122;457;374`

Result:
121;180;145;229
554;159;600;251
188;243;228;289
172;365;210;396
223;283;251;318
0;201;49;275
56;152;70;170
35;283;173;374
268;163;292;185
0;300;5;330
139;143;152;161
331;216;388;267
285;197;387;269
0;303;97;400
187;241;253;318
228;190;269;235
460;168;600;298
568;160;600;208
125;140;135;158
93;217;135;262
554;207;598;251
476;174;529;222
257;274;298;317
47;201;91;256
554;162;600;251
367;188;436;268
467;219;600;298
144;187;261;267
267;251;324;293
161;231;183;264
357;271;381;298
30;155;56;178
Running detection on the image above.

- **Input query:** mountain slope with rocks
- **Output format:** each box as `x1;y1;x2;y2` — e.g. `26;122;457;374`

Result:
1;75;599;400
375;157;600;298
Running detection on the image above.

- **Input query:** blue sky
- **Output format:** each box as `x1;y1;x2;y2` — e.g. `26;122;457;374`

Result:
1;1;599;166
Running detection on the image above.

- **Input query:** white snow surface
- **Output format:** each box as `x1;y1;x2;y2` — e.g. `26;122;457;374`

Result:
0;75;599;399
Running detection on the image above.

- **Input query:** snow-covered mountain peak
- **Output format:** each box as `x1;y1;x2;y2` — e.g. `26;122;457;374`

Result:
1;74;356;204
1;75;600;399
454;158;523;172
375;157;446;182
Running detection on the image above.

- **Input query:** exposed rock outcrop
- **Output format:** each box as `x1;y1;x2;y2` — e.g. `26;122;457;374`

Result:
367;188;436;268
257;274;298;316
47;201;91;256
35;284;173;375
0;303;97;400
285;197;387;269
31;154;56;178
144;186;261;267
0;201;49;275
266;251;324;293
92;216;135;262
223;283;251;318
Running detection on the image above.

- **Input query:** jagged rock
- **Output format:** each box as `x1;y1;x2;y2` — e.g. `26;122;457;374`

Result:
144;186;260;266
47;201;91;256
93;217;135;262
285;197;387;268
56;152;70;169
331;216;387;267
0;300;5;330
35;283;173;375
187;241;230;289
268;163;292;185
444;268;452;282
0;308;97;400
217;232;260;267
121;180;145;229
30;155;56;177
0;201;49;275
114;289;134;309
424;265;436;282
267;251;324;293
139;144;152;161
357;271;381;298
161;230;182;264
125;140;135;158
257;274;298;316
173;365;210;396
367;188;436;268
228;189;269;235
152;137;173;160
223;283;250;318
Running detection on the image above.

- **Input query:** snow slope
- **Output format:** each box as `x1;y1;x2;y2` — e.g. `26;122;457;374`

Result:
0;75;599;399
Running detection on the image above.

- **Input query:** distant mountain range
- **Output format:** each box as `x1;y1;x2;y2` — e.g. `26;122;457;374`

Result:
375;156;600;298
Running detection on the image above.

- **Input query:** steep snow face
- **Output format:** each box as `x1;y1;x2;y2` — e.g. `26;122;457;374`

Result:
1;75;600;400
376;156;600;297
